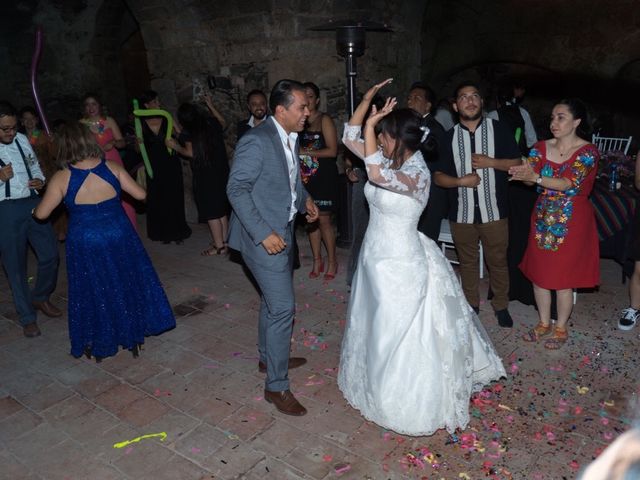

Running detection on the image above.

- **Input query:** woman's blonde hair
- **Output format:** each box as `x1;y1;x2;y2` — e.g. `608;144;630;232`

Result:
56;121;103;166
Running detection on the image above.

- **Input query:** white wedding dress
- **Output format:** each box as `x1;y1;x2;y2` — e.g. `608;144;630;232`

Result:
338;125;506;436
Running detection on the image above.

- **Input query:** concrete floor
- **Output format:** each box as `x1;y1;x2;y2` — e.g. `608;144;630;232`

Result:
0;221;637;480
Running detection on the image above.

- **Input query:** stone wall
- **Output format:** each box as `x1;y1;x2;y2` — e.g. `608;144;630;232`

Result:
2;0;139;124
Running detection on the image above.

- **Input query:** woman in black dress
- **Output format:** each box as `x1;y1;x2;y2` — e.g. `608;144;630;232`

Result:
299;82;339;280
138;90;191;244
175;96;230;255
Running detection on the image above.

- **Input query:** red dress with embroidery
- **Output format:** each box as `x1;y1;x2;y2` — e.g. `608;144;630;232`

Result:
519;141;600;290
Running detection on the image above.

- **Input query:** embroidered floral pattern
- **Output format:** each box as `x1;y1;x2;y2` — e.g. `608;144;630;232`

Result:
299;154;319;184
299;132;323;184
527;146;597;251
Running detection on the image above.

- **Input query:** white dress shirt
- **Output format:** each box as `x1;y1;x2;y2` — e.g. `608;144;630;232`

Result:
0;133;45;201
271;117;298;221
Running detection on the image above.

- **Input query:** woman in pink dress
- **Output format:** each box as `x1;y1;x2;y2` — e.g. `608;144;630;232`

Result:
81;93;138;230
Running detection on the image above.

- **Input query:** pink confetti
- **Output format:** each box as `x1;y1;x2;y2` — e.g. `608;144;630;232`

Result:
601;418;609;425
322;454;333;462
569;460;580;470
603;431;614;440
191;447;201;453
510;363;519;374
335;464;351;474
574;406;583;415
224;303;231;309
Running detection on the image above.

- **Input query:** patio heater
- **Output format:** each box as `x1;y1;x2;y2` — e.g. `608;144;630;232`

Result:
310;20;393;247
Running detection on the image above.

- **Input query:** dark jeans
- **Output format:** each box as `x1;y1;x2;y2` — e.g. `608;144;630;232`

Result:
0;197;59;325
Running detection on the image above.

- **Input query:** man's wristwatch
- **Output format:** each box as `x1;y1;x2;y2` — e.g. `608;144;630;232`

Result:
536;175;543;185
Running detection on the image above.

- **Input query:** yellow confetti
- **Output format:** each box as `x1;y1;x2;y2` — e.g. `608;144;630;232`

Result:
113;432;167;448
498;404;514;411
459;474;471;479
604;400;615;407
577;386;589;394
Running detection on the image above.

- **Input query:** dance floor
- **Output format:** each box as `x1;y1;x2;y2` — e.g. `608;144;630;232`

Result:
0;220;637;479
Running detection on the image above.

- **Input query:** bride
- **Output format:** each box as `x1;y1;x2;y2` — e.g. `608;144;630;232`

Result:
337;79;506;436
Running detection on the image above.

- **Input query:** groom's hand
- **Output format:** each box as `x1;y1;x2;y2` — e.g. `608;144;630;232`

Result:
261;232;286;255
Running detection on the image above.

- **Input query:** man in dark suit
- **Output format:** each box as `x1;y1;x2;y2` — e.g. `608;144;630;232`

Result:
407;82;449;241
236;89;268;141
227;80;319;416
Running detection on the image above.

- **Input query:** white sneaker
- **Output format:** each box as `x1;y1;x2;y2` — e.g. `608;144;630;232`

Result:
618;308;640;331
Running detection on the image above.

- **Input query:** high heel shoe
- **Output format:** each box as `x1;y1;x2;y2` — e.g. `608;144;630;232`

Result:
308;257;324;279
324;262;338;281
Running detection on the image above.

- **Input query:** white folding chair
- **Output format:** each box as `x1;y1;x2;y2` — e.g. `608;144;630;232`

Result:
438;219;484;278
591;134;632;155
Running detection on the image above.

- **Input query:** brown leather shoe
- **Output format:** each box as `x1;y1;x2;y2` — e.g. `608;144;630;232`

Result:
264;389;307;416
32;300;62;318
23;323;41;338
258;357;307;373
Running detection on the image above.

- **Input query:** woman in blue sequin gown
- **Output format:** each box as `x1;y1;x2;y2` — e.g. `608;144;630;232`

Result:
34;122;176;359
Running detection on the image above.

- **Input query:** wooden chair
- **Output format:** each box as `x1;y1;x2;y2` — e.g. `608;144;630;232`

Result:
591;134;632;155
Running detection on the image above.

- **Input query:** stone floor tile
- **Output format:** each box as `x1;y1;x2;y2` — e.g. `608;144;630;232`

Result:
145;343;210;376
113;441;176;477
145;453;212;480
243;457;311;479
141;409;200;446
173;422;229;461
0;450;37;480
0;408;43;443
216;405;275;441
15;380;73;412
282;436;355;480
187;395;243;427
94;383;147;414
8;434;76;471
202;441;266;478
250;421;307;459
117;396;171;428
0;395;23;421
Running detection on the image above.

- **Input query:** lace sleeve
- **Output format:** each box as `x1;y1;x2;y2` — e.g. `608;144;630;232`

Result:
364;150;430;204
342;124;365;160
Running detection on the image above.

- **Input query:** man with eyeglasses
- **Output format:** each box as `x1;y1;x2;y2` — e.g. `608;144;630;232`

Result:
432;83;521;328
0;101;61;338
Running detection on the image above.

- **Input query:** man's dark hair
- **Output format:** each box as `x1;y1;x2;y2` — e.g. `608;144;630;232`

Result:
0;101;17;118
269;79;305;113
246;89;267;103
410;82;436;105
453;81;483;100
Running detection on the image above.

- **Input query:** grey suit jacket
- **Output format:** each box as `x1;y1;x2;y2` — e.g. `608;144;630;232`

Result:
227;118;308;268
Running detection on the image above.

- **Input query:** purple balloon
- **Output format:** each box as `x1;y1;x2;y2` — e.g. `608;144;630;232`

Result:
31;26;50;135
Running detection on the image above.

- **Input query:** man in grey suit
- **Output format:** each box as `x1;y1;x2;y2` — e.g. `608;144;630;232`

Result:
227;79;319;416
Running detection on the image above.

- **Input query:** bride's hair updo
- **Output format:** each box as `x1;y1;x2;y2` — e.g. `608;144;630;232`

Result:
377;108;434;168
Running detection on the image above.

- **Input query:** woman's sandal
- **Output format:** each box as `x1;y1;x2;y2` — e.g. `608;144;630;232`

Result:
544;327;568;350
309;257;325;279
522;322;552;342
201;245;228;256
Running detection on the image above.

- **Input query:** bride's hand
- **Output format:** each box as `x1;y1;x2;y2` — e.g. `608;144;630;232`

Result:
365;97;397;128
363;78;393;102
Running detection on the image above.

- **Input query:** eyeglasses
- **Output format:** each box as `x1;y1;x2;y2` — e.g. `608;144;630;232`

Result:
457;93;481;103
0;125;17;133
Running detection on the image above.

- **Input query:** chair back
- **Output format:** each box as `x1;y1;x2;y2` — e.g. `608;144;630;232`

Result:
591;134;632;155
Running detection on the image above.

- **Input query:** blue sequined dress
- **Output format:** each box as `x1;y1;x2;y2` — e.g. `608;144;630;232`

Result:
64;159;176;358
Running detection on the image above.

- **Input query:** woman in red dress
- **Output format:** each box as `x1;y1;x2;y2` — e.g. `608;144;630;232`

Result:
509;99;599;349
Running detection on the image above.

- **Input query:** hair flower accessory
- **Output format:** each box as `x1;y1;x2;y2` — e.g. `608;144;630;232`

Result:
419;125;430;143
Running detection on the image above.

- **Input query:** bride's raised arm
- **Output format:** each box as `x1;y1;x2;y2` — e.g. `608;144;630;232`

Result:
342;78;393;160
363;97;429;200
